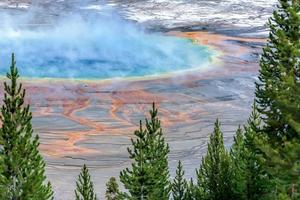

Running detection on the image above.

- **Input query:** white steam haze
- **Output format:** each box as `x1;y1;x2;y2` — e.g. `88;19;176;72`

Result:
0;2;213;79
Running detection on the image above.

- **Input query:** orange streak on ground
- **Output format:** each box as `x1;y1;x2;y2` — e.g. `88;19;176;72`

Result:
158;107;192;127
169;31;266;58
169;31;266;45
40;87;165;156
43;97;105;156
109;89;164;123
110;98;124;122
33;106;53;117
24;31;264;157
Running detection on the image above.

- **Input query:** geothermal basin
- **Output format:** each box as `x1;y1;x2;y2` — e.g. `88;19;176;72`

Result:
0;1;272;199
0;19;214;79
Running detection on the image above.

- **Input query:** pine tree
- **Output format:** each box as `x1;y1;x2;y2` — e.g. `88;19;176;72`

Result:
119;103;170;200
254;0;300;198
0;152;8;199
0;54;53;199
275;72;300;135
105;177;121;200
196;119;234;200
257;134;300;199
256;86;300;199
267;71;300;198
172;161;188;200
244;105;273;200
185;178;198;200
255;0;300;143
75;164;97;200
230;127;247;200
230;105;272;200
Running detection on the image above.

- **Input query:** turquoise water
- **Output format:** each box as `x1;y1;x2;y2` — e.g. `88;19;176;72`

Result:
0;15;213;80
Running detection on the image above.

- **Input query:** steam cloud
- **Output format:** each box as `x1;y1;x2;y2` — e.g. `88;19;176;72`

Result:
0;5;213;79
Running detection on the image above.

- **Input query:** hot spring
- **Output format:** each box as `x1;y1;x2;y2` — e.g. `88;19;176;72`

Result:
0;12;214;80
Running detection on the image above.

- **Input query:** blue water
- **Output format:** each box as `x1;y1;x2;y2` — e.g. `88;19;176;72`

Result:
0;12;213;80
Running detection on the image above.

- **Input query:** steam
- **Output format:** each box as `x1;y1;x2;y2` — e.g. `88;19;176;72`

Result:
0;5;213;79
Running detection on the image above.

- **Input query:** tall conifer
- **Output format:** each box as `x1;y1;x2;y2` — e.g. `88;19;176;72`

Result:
196;119;234;200
256;73;300;198
119;103;170;200
255;0;300;143
0;54;53;199
172;161;188;200
244;105;273;200
230;127;247;200
255;0;300;197
75;164;97;200
257;134;300;199
230;105;272;200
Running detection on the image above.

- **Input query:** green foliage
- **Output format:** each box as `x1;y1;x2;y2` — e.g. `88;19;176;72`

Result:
119;103;171;200
254;0;300;198
265;72;300;198
75;164;97;200
230;106;273;200
185;178;198;200
105;177;121;200
0;54;53;200
244;106;274;200
230;127;247;200
255;0;300;143
257;135;300;199
196;119;234;200
172;161;188;200
275;72;300;134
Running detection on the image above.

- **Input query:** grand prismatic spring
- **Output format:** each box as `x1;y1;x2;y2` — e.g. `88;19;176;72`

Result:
0;14;214;79
0;0;277;199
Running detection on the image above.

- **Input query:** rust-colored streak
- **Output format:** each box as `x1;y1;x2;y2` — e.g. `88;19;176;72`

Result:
169;31;266;59
110;89;163;123
6;31;264;158
43;97;106;156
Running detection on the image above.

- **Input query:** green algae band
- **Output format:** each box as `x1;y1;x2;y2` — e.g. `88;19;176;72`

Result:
0;16;213;80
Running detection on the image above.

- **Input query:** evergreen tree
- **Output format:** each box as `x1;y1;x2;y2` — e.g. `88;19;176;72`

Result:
196;119;234;200
266;71;300;198
105;177;121;200
230;105;272;200
0;152;8;199
185;178;198;200
275;71;300;135
257;134;300;199
244;105;273;200
230;127;247;200
254;0;300;198
172;161;188;200
119;103;170;200
75;164;97;200
255;0;300;143
256;83;300;198
0;54;53;199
